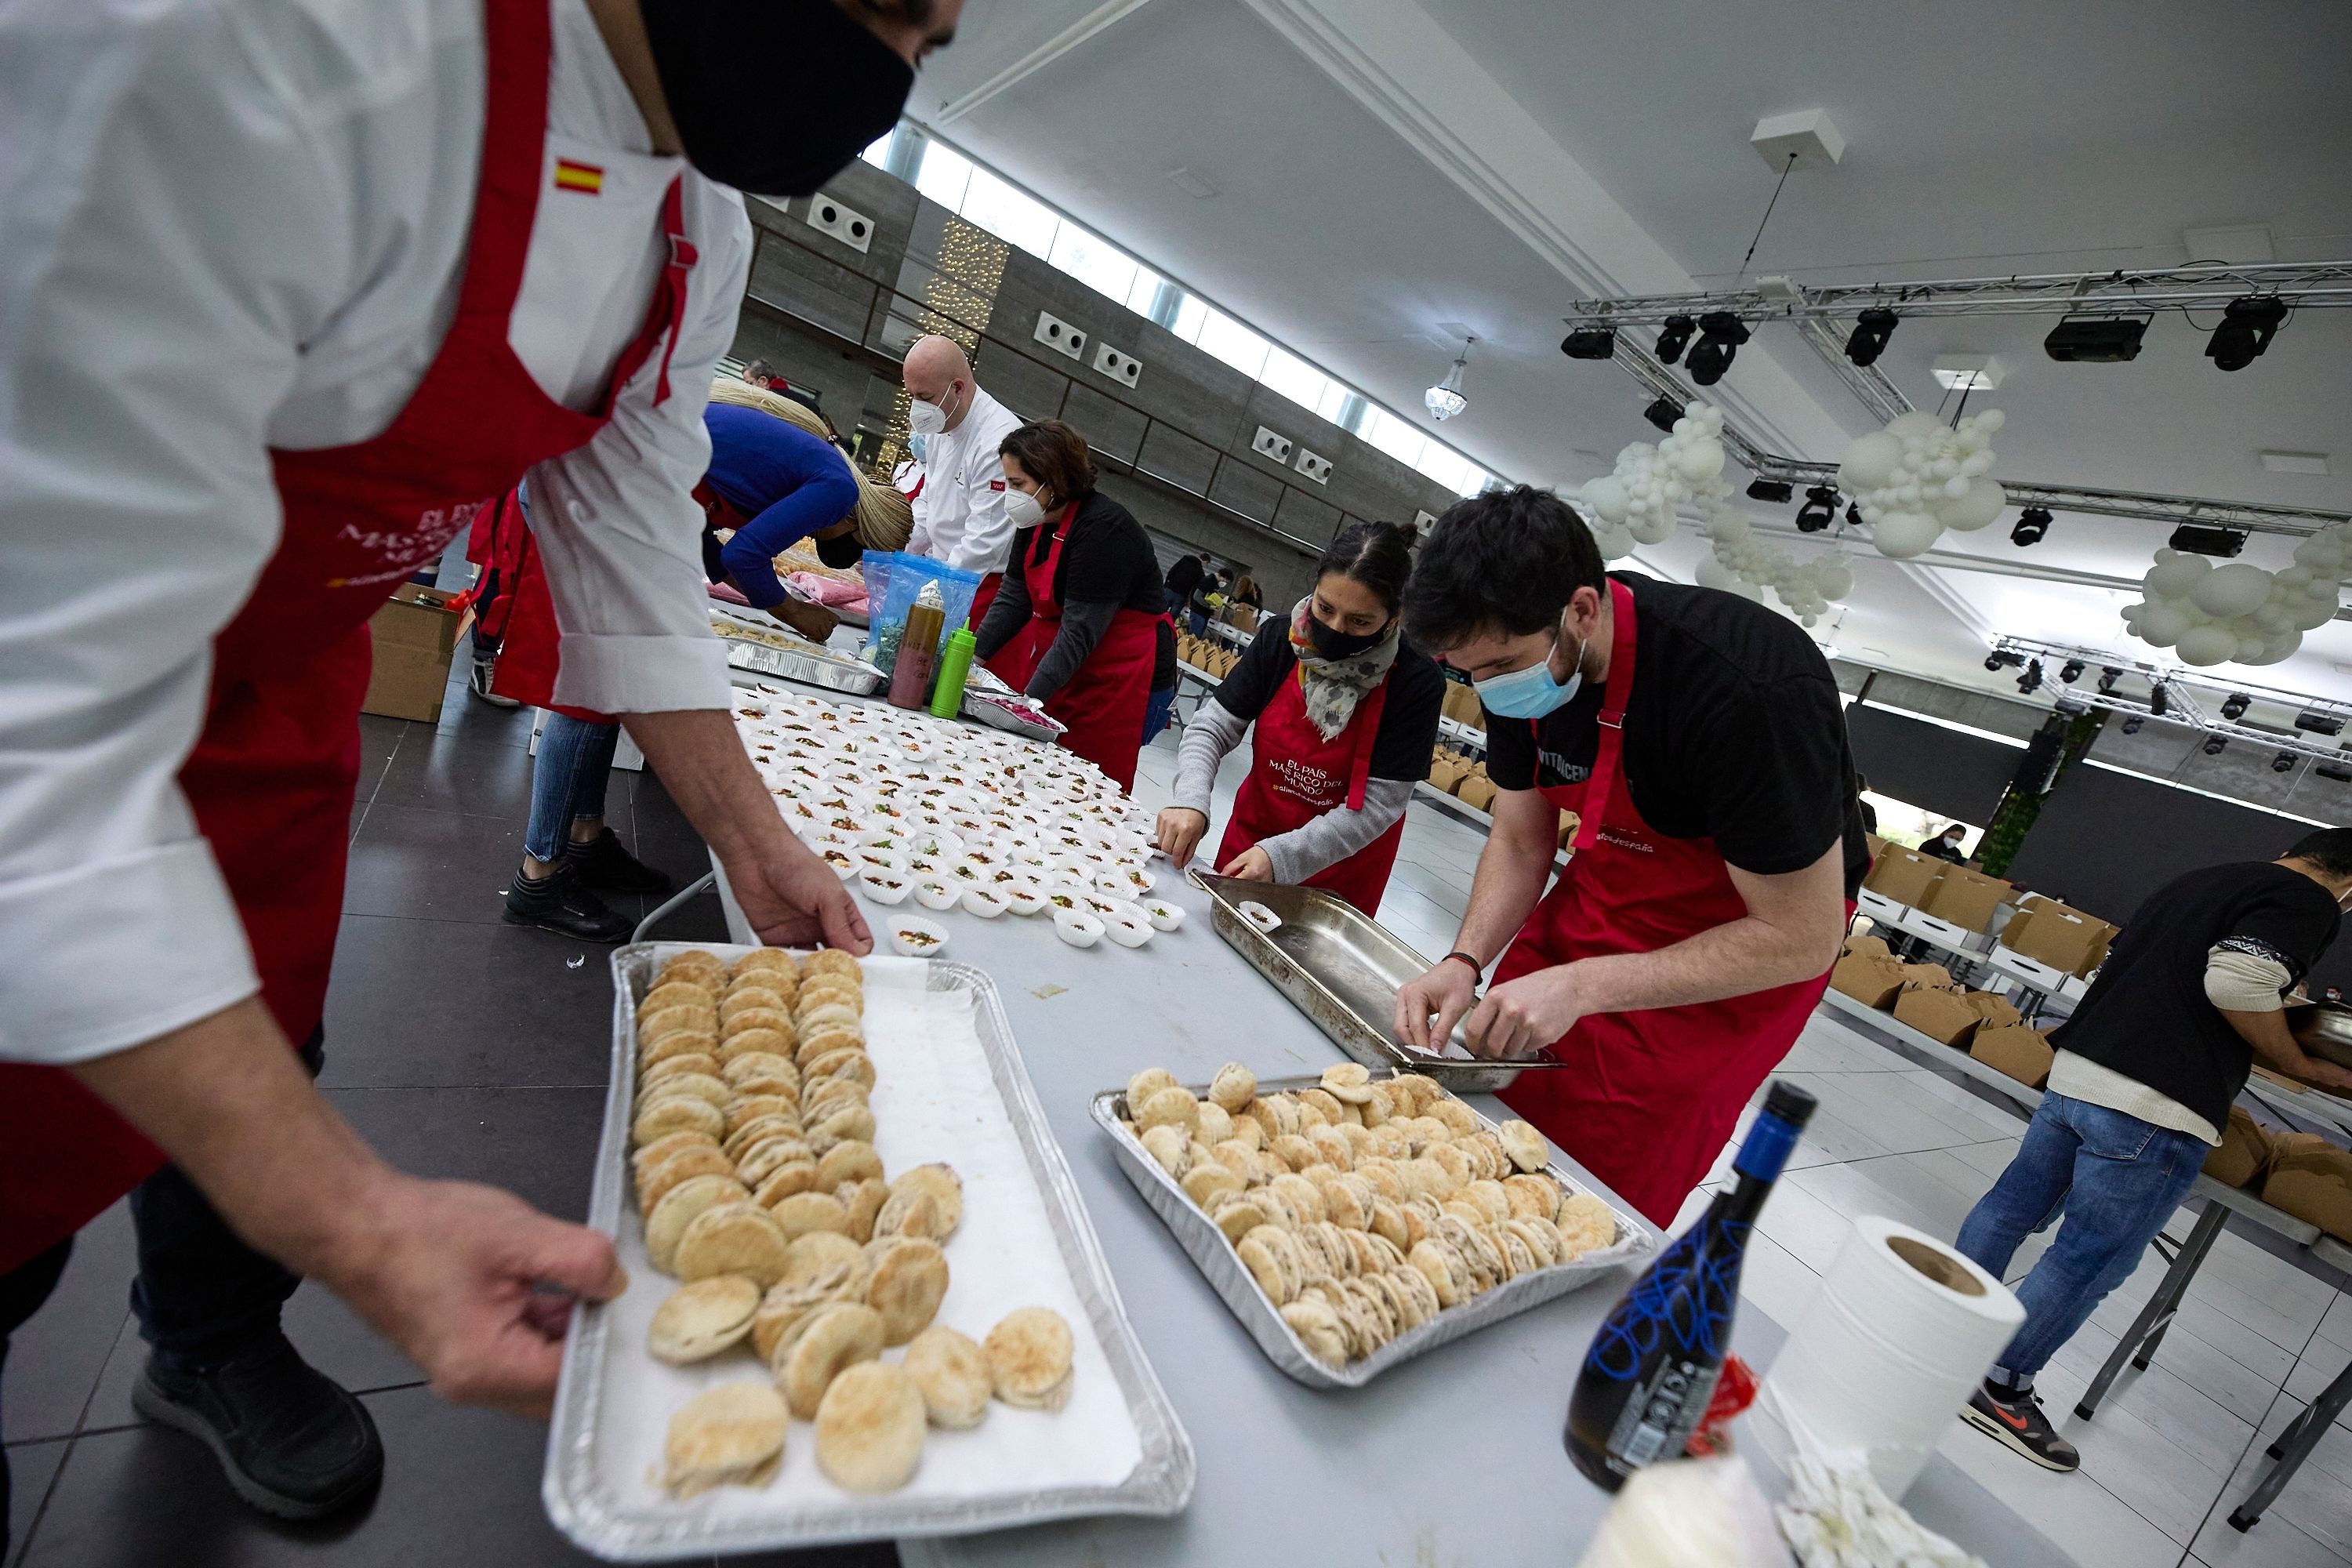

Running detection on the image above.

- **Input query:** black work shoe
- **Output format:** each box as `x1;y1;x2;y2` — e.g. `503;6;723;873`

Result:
467;650;519;707
131;1339;383;1519
567;828;674;895
1962;1381;2079;1472
503;861;633;942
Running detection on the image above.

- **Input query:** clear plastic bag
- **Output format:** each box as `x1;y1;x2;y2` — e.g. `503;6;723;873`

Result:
865;553;982;674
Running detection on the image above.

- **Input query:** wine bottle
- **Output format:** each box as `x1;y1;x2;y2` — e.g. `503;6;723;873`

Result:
1565;1080;1817;1490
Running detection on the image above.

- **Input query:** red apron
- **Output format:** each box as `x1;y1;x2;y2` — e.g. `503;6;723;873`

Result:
0;0;695;1273
996;505;1162;793
1214;669;1403;916
1492;580;1837;1228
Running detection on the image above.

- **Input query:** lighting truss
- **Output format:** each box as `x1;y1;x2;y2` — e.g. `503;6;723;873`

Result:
1605;337;2352;538
1990;635;2352;764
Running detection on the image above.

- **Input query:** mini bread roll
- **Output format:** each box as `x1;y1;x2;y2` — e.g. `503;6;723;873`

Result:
1461;1179;1512;1225
1207;1062;1255;1112
750;1265;860;1363
1236;1225;1301;1306
1502;1174;1563;1222
1389;1073;1442;1115
1138;1124;1191;1179
1180;1160;1243;1208
640;1145;739;1214
838;1177;888;1243
633;1095;724;1148
814;1362;926;1494
1408;1239;1465;1308
1280;1298;1350;1368
753;1158;822;1208
803;1051;877;1094
808;1102;878;1153
1497;1120;1549;1174
633;1130;720;1181
983;1306;1074;1412
1319;1062;1374;1104
902;1327;991;1430
720;1051;799;1090
781;1230;870;1292
731;948;799;985
645;1173;753;1275
797;981;863;1018
797;1001;861;1038
641;1053;721;1087
640;1029;720;1069
648;1276;761;1364
802;1076;870;1116
641;1072;729;1112
724;1115;803;1161
1294;1087;1346;1127
799;949;862;985
1194;1102;1235;1147
675;1202;791;1288
662;1382;786;1498
656;950;728;989
717;1025;794;1065
872;1189;941;1242
1208;1192;1267;1245
720;987;787;1025
739;1137;818;1190
781;1301;884;1418
889;1164;964;1238
726;1095;801;1137
771;1189;851;1242
722;1007;793;1044
637;981;714;1020
638;1002;714;1044
1125;1067;1180;1111
1425;1098;1479;1137
1135;1087;1200;1136
817;1140;884;1192
865;1237;949;1345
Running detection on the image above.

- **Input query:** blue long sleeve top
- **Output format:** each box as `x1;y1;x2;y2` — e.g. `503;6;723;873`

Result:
703;403;860;608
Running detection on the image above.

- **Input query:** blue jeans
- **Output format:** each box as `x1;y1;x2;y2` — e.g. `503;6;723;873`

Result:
525;712;619;863
1142;685;1176;744
1188;609;1209;639
1954;1091;2209;1380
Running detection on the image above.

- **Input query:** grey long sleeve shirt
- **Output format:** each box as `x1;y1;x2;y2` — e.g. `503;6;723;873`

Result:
1173;699;1413;883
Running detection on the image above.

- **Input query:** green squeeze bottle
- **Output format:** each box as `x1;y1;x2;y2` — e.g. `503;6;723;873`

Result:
931;626;978;719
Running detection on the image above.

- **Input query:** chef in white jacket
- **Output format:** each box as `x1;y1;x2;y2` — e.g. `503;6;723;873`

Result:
902;333;1027;626
0;0;958;1528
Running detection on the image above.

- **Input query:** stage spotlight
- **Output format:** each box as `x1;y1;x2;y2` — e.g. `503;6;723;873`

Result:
1642;396;1683;434
2151;684;2169;717
2321;760;2352;783
1684;313;1751;385
2122;715;2145;734
2203;735;2228;756
2045;314;2151;363
1845;308;1899;367
2221;692;2252;721
1983;649;2023;673
2009;506;2053;546
1561;325;1617;361
1846;503;1864;529
1653;314;1696;365
1795;486;1838;532
1746;478;1794;503
2059;659;2085;684
2205;297;2287;372
2169;524;2247;558
2016;659;2044;695
2096;666;2122;694
2273;750;2298;774
2295;710;2345;737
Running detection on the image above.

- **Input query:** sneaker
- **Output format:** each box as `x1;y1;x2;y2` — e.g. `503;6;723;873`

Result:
1962;1381;2079;1472
467;650;519;707
503;861;633;942
566;828;674;896
131;1338;383;1519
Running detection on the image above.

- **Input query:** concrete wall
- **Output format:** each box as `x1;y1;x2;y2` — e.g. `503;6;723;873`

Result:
724;163;1462;585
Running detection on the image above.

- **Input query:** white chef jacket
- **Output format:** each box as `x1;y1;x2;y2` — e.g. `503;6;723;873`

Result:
906;386;1026;577
0;0;752;1065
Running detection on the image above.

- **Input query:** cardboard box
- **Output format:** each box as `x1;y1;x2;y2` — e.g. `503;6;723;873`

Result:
1900;962;1957;991
1831;953;1909;1008
2203;1107;2275;1189
1842;933;1892;961
1864;833;1889;862
1963;990;2024;1030
1456;775;1498;812
1969;1022;2055;1088
1918;866;2016;934
2262;1139;2352;1243
1864;848;1944;908
1441;682;1486;727
1428;756;1473;792
361;584;469;723
1557;810;1579;850
1893;983;1986;1047
2005;898;2117;977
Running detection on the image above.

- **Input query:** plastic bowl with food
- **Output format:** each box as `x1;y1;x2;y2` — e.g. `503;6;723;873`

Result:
889;915;949;957
1051;909;1105;948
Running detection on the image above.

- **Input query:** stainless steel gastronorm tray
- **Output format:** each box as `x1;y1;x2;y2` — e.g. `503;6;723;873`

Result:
1189;873;1577;1093
1093;1073;1657;1388
544;943;1195;1559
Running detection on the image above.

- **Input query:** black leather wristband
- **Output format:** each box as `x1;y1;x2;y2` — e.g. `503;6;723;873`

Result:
1441;950;1486;978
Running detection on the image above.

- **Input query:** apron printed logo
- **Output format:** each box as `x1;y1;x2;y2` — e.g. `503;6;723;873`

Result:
1268;757;1341;805
1596;827;1654;853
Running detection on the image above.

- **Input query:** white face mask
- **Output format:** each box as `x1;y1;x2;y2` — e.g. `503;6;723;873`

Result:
907;382;962;437
1005;489;1047;530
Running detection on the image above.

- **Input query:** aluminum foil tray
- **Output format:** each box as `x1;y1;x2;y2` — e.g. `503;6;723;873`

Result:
1093;1073;1657;1388
545;944;1194;1559
1189;873;1576;1093
962;689;1065;742
717;623;886;697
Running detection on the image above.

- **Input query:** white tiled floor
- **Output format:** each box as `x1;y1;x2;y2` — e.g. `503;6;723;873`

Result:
1130;724;2352;1564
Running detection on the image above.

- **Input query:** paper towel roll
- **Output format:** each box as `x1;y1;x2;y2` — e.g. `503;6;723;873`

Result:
1758;1214;2024;1501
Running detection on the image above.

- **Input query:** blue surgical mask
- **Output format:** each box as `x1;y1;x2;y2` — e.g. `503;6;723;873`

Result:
907;432;930;463
1473;622;1587;720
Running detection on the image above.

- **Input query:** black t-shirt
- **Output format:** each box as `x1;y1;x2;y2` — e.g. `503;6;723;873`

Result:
1010;492;1166;614
1211;622;1446;782
2056;862;2342;1134
1152;616;1176;691
1483;573;1867;895
1165;555;1204;597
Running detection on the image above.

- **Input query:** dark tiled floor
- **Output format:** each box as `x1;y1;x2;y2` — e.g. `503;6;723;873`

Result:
3;668;862;1567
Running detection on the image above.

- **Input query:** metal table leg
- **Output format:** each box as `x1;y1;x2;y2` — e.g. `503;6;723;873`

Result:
2076;1200;2228;1419
632;869;717;944
2230;1353;2352;1530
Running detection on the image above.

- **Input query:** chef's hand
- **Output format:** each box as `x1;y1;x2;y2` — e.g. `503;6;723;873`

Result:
1463;967;1584;1062
730;835;873;954
1155;807;1210;868
326;1174;626;1418
1395;960;1480;1054
1220;845;1274;882
2298;1058;2352;1096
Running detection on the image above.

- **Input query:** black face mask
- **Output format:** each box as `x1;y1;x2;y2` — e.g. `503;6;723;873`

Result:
1305;615;1390;661
639;0;916;197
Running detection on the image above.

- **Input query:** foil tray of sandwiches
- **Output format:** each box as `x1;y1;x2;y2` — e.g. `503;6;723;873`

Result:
1190;873;1582;1094
713;612;887;697
1094;1065;1657;1389
545;943;1192;1559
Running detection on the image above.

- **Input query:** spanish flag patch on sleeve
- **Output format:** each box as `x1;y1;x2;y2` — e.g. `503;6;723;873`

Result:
553;158;604;195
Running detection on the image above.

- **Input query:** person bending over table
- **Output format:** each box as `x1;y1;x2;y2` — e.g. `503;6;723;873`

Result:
1392;487;1864;1226
1154;521;1443;916
1951;835;2352;1473
973;421;1168;792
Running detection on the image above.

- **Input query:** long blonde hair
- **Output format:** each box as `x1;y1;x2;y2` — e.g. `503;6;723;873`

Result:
705;377;910;552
